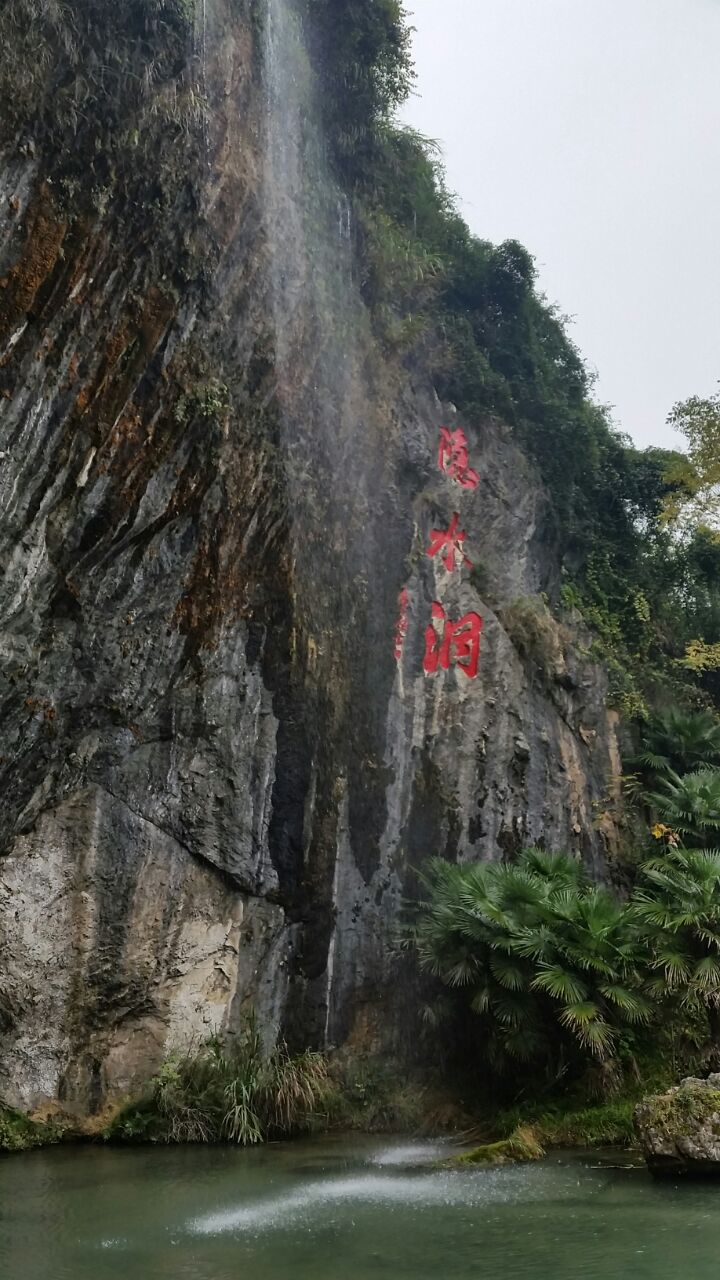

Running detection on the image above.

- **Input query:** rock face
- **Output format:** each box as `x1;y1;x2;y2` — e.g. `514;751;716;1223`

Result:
0;0;624;1118
635;1076;720;1177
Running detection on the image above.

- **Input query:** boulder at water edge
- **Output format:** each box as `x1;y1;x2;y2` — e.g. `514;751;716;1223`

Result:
634;1075;720;1177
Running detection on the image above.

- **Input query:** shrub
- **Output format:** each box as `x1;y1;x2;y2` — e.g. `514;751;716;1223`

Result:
643;770;720;847
108;1019;329;1145
412;849;650;1080
634;846;720;1054
324;1056;427;1133
636;709;720;781
0;1107;67;1153
497;596;567;678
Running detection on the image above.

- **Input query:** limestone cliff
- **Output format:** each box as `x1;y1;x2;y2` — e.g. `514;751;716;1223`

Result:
0;0;623;1117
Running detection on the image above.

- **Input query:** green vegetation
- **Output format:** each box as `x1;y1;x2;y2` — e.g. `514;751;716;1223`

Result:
523;1099;637;1147
635;708;720;781
664;390;720;531
107;1022;329;1145
496;596;567;680
457;1123;545;1166
2;0;205;235
644;772;720;846
630;710;720;1056
458;1100;640;1165
302;0;413;174
485;1099;637;1153
454;1030;709;1162
636;847;720;1052
412;707;720;1109
414;841;720;1085
173;377;230;427
0;1107;68;1153
108;1040;436;1147
3;0;200;144
0;1047;437;1154
413;848;650;1078
323;1056;429;1134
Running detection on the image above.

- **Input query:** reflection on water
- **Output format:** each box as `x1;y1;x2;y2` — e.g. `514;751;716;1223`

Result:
0;1134;718;1280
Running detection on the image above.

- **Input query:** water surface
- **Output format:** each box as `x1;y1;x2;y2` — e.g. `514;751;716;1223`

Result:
0;1135;716;1279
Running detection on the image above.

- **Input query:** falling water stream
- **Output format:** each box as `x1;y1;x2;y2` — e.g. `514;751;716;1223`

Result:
260;0;393;1050
1;1135;719;1279
261;0;361;510
195;0;210;168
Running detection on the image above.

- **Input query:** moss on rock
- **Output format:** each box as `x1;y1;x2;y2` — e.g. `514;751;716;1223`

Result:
0;1107;70;1154
634;1075;720;1176
457;1124;545;1167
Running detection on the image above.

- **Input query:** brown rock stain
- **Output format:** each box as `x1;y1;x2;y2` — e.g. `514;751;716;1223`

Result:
0;186;67;342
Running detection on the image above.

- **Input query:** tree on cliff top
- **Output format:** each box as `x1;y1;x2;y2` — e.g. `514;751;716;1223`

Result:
664;390;720;531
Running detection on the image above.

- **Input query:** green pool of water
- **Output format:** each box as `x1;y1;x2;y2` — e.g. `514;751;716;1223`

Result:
0;1135;716;1279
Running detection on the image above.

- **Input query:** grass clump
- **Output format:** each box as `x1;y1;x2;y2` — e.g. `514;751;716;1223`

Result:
0;1106;68;1154
324;1056;430;1134
497;595;569;680
107;1020;330;1146
487;1091;641;1151
537;1100;636;1147
458;1123;545;1167
454;1099;636;1168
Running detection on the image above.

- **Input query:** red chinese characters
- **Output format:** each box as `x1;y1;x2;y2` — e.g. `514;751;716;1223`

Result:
427;512;472;573
423;603;483;680
394;421;484;680
394;587;409;661
437;427;479;490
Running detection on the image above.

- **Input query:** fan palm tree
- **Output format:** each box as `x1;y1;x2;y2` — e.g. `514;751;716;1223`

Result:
645;768;720;847
633;846;720;1052
636;708;720;780
413;849;648;1075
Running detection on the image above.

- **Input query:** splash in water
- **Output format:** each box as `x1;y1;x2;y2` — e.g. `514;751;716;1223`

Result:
191;1166;532;1236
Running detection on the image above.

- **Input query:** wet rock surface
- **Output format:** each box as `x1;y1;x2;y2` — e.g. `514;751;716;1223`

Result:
0;1;624;1116
635;1076;720;1177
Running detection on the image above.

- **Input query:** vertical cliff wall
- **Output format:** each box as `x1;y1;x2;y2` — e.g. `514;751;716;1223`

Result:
0;0;624;1116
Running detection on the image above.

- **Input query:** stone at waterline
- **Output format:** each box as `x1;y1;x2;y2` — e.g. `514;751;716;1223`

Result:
634;1075;720;1177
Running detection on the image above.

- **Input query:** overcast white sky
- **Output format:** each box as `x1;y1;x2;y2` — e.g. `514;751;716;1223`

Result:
402;0;720;450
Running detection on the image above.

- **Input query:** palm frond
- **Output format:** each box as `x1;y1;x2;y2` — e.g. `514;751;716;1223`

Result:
531;965;587;1003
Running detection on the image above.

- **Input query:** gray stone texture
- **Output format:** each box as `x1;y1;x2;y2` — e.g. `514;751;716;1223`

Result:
0;1;624;1116
635;1075;720;1177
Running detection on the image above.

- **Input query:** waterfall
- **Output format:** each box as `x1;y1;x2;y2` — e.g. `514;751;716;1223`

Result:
261;0;367;607
262;0;308;379
261;0;374;1047
262;0;358;374
194;0;210;168
338;194;352;244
